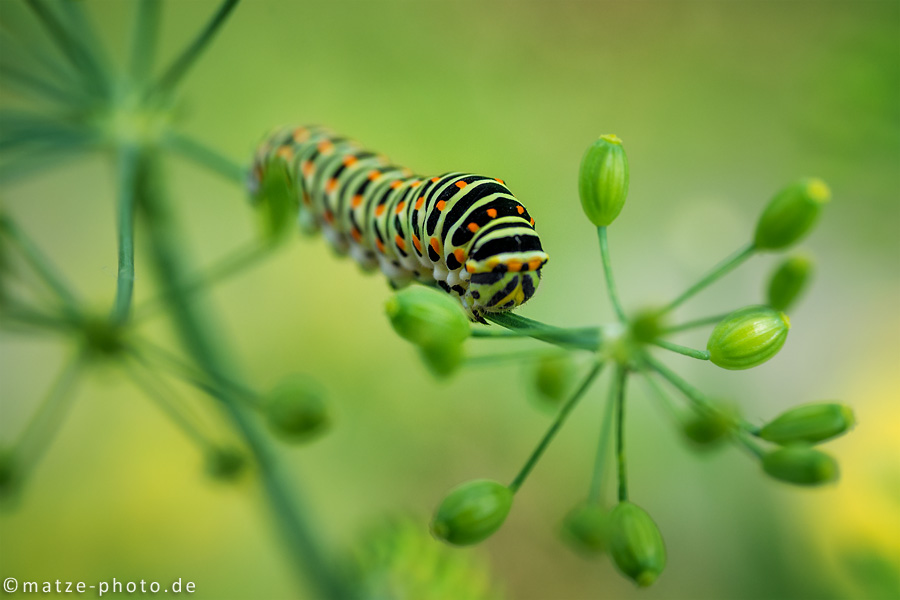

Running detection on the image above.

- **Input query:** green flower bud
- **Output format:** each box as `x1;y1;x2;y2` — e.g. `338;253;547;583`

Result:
386;287;470;350
417;343;464;380
707;305;790;370
204;446;248;481
263;376;329;443
608;501;666;587
251;160;297;243
682;406;736;448
431;479;513;546
561;503;609;556
767;255;813;311
762;445;839;486
533;351;576;407
80;316;125;357
754;179;830;250
578;134;629;227
759;402;855;445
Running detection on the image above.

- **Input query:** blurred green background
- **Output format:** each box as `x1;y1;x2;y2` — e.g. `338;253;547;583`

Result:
1;1;898;599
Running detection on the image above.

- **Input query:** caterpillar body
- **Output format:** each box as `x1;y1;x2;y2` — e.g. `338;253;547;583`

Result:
249;125;549;321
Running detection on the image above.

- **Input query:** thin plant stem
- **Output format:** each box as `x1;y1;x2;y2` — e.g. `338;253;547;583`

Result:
154;0;240;94
0;215;80;314
129;0;162;83
132;241;274;322
484;312;601;350
14;351;85;475
111;144;140;325
0;63;84;106
23;0;108;95
734;430;766;460
165;131;246;183
641;352;716;416
662;312;731;334
464;348;551;367
658;242;756;317
597;226;627;323
640;371;682;425
0;26;83;92
613;366;628;502
122;356;217;449
587;375;617;503
651;339;710;361
508;361;604;493
136;156;348;600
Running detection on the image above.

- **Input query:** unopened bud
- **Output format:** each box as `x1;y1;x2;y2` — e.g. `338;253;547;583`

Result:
418;343;464;380
578;135;629;227
767;255;813;311
707;306;790;370
759;403;855;445
561;503;609;556
754;179;830;250
263;376;329;443
386;287;470;349
608;501;666;587
205;446;247;481
682;405;736;448
533;351;576;407
431;479;513;546
762;445;838;486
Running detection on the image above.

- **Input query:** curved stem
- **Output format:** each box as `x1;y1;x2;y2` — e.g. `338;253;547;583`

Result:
651;339;710;361
111;144;140;325
129;0;162;83
165;131;246;183
597;226;627;323
154;0;240;94
483;312;601;350
508;361;604;493
662;312;731;334
613;366;628;502
658;242;756;317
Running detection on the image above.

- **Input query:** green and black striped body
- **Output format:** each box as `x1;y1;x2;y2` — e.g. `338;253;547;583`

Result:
249;125;549;320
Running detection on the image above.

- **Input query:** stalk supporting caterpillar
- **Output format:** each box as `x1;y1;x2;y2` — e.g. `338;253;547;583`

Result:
249;126;549;321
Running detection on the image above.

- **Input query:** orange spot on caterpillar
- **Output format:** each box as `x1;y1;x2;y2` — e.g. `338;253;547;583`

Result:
430;237;441;255
455;181;467;189
506;260;522;272
375;238;385;253
516;205;525;215
411;180;422;188
276;146;294;161
466;263;476;273
368;170;381;181
351;227;362;243
302;161;314;177
351;195;363;208
390;180;403;189
412;235;422;252
436;200;446;211
486;208;498;218
395;201;406;214
415;197;424;210
317;140;333;154
495;178;505;184
395;235;406;251
375;204;386;217
326;178;337;193
323;210;335;225
530;217;535;226
292;127;309;142
342;155;358;167
431;177;440;183
528;258;543;271
467;222;480;233
454;248;466;264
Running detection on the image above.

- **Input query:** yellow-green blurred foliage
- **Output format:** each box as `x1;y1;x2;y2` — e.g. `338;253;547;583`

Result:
1;1;898;599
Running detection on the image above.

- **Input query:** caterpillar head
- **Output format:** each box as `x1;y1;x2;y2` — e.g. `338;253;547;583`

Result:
464;248;549;313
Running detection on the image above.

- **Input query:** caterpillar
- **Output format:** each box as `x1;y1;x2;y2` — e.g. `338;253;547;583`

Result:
248;125;549;321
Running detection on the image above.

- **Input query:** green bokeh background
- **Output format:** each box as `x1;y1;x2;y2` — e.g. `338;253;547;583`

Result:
1;1;899;599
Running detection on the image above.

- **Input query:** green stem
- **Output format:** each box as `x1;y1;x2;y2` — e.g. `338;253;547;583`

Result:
464;349;553;367
662;312;731;334
508;361;604;493
136;155;347;600
132;241;274;322
165;131;246;183
658;242;756;316
613;366;628;502
129;0;162;83
122;355;217;448
587;373;617;503
0;64;86;106
639;371;682;425
154;0;241;94
111;145;140;325
734;430;766;460
641;353;715;416
0;215;80;315
14;351;85;474
651;339;710;361
483;312;601;351
597;226;627;323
